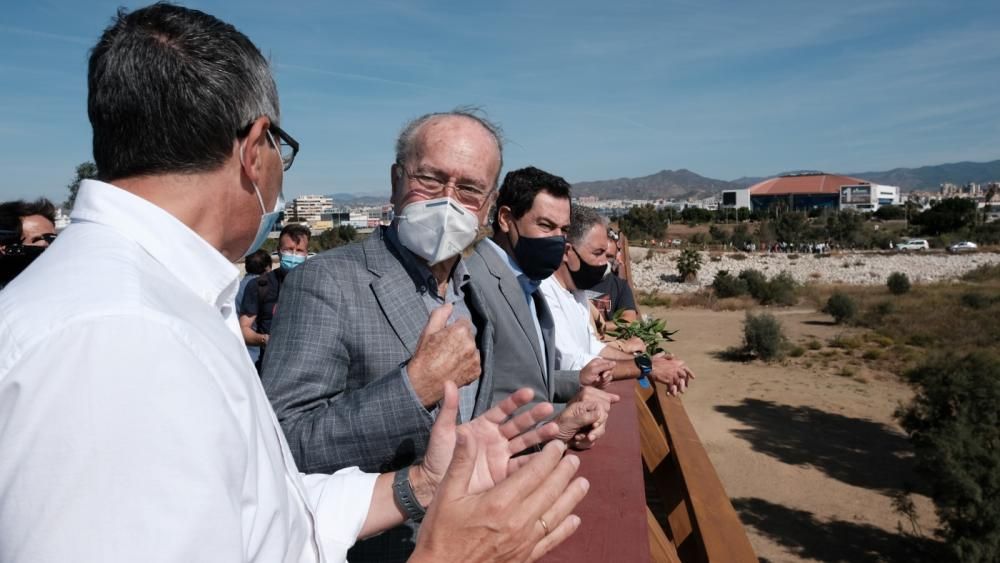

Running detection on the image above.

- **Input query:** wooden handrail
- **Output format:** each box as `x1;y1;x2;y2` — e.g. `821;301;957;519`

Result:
538;379;651;562
618;232;756;562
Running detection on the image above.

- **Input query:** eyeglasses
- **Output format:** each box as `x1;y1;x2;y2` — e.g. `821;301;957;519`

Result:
26;233;57;245
237;120;300;171
401;168;492;208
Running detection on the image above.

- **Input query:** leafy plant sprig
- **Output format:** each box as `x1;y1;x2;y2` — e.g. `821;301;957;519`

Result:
605;309;678;355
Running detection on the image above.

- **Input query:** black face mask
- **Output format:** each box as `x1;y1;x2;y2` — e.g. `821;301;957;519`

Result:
509;221;565;282
0;244;45;286
569;247;607;290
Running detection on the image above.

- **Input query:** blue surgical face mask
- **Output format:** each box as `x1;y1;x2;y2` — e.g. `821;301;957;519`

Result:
279;252;306;270
243;184;283;258
240;131;285;259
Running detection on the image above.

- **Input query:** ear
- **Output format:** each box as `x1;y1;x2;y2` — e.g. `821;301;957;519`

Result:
496;205;513;235
240;116;271;186
389;163;405;207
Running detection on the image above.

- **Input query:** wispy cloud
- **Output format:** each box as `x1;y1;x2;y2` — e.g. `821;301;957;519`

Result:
0;24;92;45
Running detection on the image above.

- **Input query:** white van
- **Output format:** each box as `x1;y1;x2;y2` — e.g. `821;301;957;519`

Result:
897;239;929;251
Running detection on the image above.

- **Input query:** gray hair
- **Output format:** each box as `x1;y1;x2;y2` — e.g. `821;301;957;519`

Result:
394;107;504;187
88;4;279;180
568;204;607;247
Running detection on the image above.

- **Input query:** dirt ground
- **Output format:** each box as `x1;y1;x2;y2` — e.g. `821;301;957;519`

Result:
647;306;941;563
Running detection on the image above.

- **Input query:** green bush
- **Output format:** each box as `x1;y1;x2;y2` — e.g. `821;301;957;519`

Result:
824;292;858;324
712;270;748;298
760;271;799;306
897;352;1000;562
738;269;768;297
961;264;1000;282
887;272;912;295
743;312;786;360
960;292;995;310
676;248;703;282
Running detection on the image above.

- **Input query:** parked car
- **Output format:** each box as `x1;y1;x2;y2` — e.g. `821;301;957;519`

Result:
897;239;929;251
948;241;978;253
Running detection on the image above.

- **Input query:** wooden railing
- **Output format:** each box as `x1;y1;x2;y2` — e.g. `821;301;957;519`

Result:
541;234;755;562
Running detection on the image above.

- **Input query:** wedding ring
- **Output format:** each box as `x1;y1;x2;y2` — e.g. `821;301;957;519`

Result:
539;517;550;535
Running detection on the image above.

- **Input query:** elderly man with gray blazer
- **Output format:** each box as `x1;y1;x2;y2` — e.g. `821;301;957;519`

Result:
262;111;508;562
467;166;622;450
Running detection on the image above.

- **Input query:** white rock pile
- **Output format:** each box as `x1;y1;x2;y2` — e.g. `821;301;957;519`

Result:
628;248;1000;294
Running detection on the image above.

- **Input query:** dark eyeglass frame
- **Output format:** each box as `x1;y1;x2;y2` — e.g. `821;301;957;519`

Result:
27;233;58;245
237;121;300;171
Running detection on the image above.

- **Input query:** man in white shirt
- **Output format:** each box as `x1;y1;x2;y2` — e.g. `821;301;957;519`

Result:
0;4;587;562
538;205;696;394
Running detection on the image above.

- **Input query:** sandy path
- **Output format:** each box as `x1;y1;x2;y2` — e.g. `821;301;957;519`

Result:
649;306;940;562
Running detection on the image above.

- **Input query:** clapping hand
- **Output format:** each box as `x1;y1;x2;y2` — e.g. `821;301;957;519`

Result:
411;382;589;562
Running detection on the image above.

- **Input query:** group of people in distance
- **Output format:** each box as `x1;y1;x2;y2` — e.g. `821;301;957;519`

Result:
0;4;692;563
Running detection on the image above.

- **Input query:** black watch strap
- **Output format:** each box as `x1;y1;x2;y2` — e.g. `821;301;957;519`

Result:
392;466;426;523
634;354;653;376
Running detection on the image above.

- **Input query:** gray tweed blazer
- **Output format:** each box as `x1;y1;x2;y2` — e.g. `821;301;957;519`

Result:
261;227;495;475
466;241;581;408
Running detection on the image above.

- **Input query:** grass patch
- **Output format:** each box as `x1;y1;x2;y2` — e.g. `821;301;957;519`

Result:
637;291;672;308
862;349;883;361
829;335;864;350
806;339;823;350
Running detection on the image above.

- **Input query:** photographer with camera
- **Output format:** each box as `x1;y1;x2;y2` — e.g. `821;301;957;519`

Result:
0;198;58;288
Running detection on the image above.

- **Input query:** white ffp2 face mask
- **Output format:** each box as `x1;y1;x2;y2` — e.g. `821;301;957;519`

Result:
396;197;479;265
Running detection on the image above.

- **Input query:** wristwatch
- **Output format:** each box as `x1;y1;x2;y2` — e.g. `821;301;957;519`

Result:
634;354;653;376
392;466;426;523
634;354;652;388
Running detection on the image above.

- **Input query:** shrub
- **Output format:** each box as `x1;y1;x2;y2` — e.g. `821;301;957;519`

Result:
960;292;994;310
806;339;823;350
862;349;883;361
887;272;911;295
743;312;786;360
961;264;1000;282
829;334;863;350
712;270;748;298
788;346;806;358
728;253;748;261
676;248;703;282
738;269;768;297
897;352;1000;562
824;292;858;324
761;271;799;306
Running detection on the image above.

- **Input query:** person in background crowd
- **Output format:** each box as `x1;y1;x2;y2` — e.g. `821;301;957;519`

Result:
237;248;273;366
0;198;59;288
539;205;695;395
0;5;586;562
467;166;619;448
240;223;309;371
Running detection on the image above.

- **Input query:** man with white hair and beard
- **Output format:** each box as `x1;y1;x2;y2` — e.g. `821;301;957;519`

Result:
263;110;606;561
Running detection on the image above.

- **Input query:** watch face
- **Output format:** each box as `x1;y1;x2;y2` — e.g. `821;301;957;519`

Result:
635;355;652;370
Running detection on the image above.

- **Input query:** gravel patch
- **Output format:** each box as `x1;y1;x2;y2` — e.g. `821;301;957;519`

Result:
629;249;1000;294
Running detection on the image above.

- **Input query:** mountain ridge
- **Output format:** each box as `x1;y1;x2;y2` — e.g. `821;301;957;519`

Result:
571;159;1000;199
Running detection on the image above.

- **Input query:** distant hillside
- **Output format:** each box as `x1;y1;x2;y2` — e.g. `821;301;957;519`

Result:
327;193;389;206
572;169;734;200
845;159;1000;191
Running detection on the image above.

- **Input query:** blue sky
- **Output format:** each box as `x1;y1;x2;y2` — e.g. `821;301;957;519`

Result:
2;0;998;202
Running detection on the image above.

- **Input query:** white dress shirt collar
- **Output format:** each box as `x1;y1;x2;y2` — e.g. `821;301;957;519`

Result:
72;179;240;312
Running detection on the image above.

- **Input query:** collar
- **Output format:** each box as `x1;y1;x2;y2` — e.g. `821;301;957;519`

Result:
483;238;540;296
71;179;240;310
385;222;470;296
